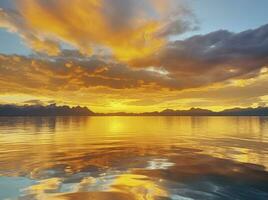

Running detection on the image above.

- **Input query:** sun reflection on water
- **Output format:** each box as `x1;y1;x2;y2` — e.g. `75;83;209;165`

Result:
0;116;268;199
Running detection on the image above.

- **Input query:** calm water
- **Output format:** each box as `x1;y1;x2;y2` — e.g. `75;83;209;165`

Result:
0;116;268;200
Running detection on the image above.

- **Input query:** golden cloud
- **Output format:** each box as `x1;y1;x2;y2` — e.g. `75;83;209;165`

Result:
0;0;195;60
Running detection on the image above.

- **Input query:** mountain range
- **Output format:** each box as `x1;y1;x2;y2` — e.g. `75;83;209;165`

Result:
1;104;268;116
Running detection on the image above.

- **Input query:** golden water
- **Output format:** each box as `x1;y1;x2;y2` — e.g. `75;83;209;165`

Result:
0;116;268;199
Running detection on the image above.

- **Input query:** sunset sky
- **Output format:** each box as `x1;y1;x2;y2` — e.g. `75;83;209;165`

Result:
1;0;268;112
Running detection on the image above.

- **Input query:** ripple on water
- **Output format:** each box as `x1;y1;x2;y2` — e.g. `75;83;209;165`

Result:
1;116;268;199
1;150;268;199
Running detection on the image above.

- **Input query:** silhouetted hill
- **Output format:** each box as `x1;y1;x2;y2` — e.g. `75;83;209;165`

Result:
103;107;268;116
159;108;214;116
1;104;268;116
0;104;94;116
155;107;268;116
220;107;268;116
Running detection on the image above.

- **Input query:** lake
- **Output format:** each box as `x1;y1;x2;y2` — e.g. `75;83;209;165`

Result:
0;116;268;200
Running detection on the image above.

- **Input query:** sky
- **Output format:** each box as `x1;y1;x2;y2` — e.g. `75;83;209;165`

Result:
0;0;268;113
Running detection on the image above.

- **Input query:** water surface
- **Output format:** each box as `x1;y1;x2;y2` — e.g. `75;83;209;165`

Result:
0;116;268;200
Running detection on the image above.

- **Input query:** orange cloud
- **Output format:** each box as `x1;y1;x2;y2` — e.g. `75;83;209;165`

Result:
0;0;195;60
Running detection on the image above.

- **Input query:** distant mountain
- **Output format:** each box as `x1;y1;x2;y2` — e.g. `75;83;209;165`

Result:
111;107;268;116
1;104;268;116
97;107;268;116
155;107;268;116
220;107;268;116
0;104;94;116
159;108;214;116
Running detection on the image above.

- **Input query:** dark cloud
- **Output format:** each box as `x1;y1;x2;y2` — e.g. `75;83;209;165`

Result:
131;24;268;88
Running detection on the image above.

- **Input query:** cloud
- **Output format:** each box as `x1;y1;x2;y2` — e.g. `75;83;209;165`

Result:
131;24;268;88
2;1;267;89
0;0;195;60
0;53;182;92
